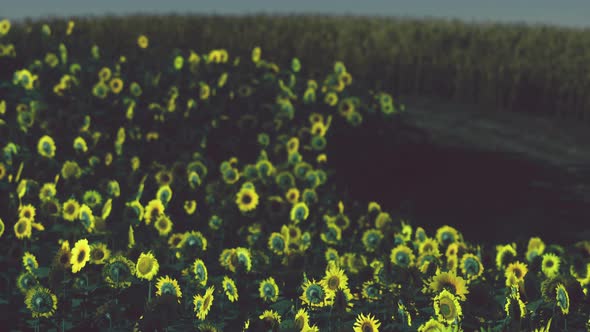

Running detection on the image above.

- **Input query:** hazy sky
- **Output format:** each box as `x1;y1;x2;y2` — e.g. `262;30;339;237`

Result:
2;0;589;28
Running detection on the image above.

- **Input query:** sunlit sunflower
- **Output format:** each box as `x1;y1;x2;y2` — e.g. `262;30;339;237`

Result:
294;308;310;330
460;253;484;281
137;34;149;48
236;187;259;212
102;255;135;289
155;275;182;302
192;258;208;287
285;187;300;204
22;252;38;273
136;252;159;281
541;253;561;279
61;199;80;221
555;283;570;315
144;199;165;225
433;289;462;324
109;78;124;94
25;287;58;318
259;277;279;302
300;279;333;308
424;271;469;301
19;204;36;221
222;276;238;302
37;135;56;158
390;244;415;268
353;313;381;332
505;261;528;287
194;286;215;320
154;214;173;237
323;265;349;293
14;218;32;239
70;238;90;273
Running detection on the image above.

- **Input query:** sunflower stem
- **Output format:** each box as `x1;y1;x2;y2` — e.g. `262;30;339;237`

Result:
148;280;152;303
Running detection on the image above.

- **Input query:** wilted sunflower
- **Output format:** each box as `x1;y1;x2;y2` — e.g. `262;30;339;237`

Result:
353;313;381;332
236;187;259;212
424;271;469;301
136;252;159;281
102;255;135;289
541;253;561;279
37;135;56;158
25;287;57;318
70;238;90;273
156;276;182;302
259;277;279;302
433;289;462;324
222;276;238;302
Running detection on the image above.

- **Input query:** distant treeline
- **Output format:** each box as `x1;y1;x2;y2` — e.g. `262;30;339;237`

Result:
5;14;590;120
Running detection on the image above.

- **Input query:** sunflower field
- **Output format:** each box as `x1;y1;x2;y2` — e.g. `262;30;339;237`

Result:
0;16;589;332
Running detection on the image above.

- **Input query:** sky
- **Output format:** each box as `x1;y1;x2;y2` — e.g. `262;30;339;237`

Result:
1;0;589;28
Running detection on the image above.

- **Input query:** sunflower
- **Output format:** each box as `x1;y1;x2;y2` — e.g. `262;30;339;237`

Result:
155;275;182;302
73;136;88;153
0;19;10;35
179;231;208;252
192;258;208;287
102;255;135;289
541;253;561;278
222;276;238;302
285;187;300;204
25;287;58;318
374;212;392;229
109;78;124;94
14;217;32;239
136;252;159;281
505;261;528;287
17;272;39;294
419;238;441;256
37;135;56;158
417;317;446;332
78;204;95;233
362;229;384;252
290;202;309;224
390;244;415;268
526;237;546;262
495;243;517;270
194;286;215;320
268;232;287;255
294;308;310;330
433;289;462;324
236;187;259;212
504;289;527;319
53;240;72;269
19;204;36;221
555;283;570;315
125;200;144;222
323;265;349;293
259;277;279;302
70;238;90;273
83;190;102;208
234;247;252;272
424;271;470;301
259;310;281;327
137;34;149;49
0;218;4;237
435;225;460;246
156;185;173;206
353;313;381;332
22;252;39;273
184;200;197;215
154;215;173;237
300;279;333;308
460;253;484;281
61;160;82;180
144;199;165;225
39;183;57;201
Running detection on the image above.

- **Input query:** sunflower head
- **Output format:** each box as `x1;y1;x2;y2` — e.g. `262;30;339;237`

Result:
37;135;56;158
390;244;415;268
102;255;136;289
300;279;333;308
322;265;349;292
70;238;90;273
541;253;561;279
136;252;159;281
156;276;182;302
259;310;281;331
14;218;32;239
460;253;483;281
154;215;173;237
259;277;279;303
236;187;259;212
362;229;384;252
222;276;238;302
425;271;470;301
25;287;58;318
17;272;39;294
555;283;570;315
192;258;208;287
353;313;381;332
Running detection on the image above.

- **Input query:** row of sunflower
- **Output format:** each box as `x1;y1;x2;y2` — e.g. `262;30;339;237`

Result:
0;18;589;331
